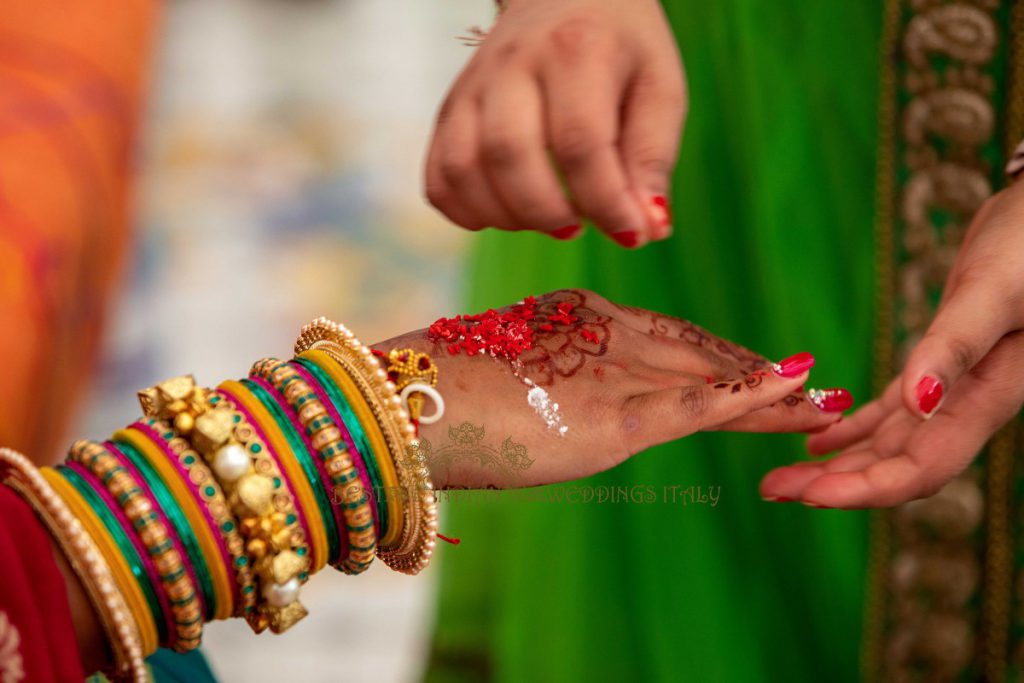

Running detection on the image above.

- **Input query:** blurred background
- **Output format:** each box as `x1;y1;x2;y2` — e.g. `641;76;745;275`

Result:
74;0;492;680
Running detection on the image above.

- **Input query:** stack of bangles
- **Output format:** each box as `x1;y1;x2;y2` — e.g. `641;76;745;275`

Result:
0;319;444;682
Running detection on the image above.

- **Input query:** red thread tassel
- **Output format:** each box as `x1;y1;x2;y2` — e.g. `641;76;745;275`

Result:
437;533;461;545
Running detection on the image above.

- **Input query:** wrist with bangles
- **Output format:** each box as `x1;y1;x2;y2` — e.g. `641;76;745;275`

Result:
0;318;444;682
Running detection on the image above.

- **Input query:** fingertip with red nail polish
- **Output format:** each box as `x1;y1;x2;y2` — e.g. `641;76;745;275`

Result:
550;224;582;240
915;375;943;418
771;352;815;378
806;387;854;413
611;230;641;248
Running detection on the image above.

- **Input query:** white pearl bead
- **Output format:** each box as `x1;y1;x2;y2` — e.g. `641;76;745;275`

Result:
213;444;250;482
265;578;301;607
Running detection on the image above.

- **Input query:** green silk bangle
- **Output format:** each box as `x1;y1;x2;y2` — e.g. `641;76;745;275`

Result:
58;464;169;643
114;439;217;621
240;378;340;562
293;356;388;537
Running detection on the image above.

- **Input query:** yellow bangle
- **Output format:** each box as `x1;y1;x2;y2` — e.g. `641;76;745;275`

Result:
116;427;235;624
42;468;160;658
295;318;437;575
299;349;404;547
218;379;329;573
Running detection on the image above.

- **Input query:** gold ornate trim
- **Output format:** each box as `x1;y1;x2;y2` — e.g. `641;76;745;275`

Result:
866;0;1015;680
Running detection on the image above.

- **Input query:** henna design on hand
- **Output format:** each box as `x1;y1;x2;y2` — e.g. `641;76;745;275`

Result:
517;290;612;386
609;301;768;373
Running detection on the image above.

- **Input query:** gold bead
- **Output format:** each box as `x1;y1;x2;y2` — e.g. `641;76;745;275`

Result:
174;412;195;434
269;601;308;633
193;411;234;453
271;550;306;584
246;538;268;559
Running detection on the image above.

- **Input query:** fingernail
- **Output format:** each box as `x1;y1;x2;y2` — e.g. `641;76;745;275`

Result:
650;195;672;227
550;224;582;240
801;501;832;509
806;387;854;413
762;495;794;503
771;352;815;378
916;375;943;418
611;231;640;248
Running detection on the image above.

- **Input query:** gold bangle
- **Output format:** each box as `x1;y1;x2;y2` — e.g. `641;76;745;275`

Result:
219;379;328;573
295;318;437;574
69;440;204;653
137;375;311;634
0;448;147;681
296;350;400;545
116;427;234;623
198;384;311;634
141;417;256;621
41;468;159;659
252;358;376;575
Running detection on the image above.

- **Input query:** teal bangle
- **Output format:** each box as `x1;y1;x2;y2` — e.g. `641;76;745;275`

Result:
241;378;340;562
59;465;168;643
114;439;217;621
294;356;388;537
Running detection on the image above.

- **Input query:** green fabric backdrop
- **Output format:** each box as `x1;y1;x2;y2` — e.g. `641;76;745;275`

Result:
428;2;882;680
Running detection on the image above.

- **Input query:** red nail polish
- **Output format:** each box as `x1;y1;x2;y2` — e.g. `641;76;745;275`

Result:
611;231;640;248
771;352;815;378
807;387;854;413
651;195;672;227
776;497;794;503
916;376;943;417
551;224;581;240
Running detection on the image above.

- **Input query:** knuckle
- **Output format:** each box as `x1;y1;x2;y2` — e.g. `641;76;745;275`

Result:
481;131;523;168
629;144;675;178
944;334;981;375
548;17;611;62
438;152;474;185
678;385;709;422
551;122;608;168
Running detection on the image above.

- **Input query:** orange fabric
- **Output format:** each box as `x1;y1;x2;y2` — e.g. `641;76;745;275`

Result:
0;2;158;461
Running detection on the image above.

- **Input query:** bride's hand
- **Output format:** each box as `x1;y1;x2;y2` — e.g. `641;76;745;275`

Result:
375;289;851;489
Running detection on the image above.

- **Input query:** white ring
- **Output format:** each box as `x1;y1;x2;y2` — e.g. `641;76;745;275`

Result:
400;383;445;424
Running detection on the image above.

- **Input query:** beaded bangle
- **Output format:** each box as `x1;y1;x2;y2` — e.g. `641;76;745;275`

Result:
292;358;381;533
252;358;376;575
248;364;348;566
135;418;255;620
295;319;437;574
292;356;380;540
61;463;170;647
243;375;335;570
41;466;159;663
54;462;163;657
297;351;397;541
112;432;219;623
304;346;418;557
69;440;204;652
184;385;312;634
296;350;399;536
0;448;147;681
221;380;320;576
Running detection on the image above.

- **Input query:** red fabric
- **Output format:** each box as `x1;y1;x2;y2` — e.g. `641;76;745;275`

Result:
0;483;84;682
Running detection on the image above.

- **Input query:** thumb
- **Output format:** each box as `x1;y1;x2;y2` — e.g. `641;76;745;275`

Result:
620;61;686;240
901;278;1011;418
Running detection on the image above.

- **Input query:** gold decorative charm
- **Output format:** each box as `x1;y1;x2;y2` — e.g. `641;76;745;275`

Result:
383;349;439;423
137;375;207;434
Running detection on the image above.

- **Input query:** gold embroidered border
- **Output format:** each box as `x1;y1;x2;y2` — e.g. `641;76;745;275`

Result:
865;0;1013;680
